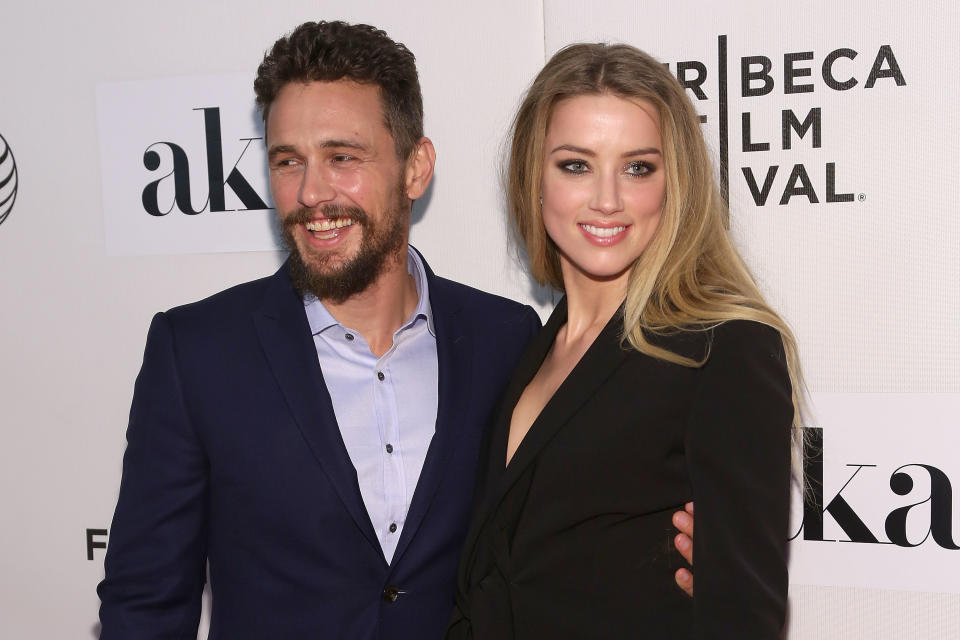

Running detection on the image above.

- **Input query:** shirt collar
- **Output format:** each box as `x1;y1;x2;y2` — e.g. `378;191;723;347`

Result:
303;245;435;337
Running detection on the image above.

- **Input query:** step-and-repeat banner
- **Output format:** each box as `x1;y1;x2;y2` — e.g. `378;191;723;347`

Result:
0;0;956;637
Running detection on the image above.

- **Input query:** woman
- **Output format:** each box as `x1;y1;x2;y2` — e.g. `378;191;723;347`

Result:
448;43;802;639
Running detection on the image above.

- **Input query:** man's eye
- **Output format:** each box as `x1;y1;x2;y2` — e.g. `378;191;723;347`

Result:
559;160;589;174
332;154;356;163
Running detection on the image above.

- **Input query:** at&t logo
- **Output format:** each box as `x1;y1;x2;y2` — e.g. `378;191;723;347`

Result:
0;133;18;227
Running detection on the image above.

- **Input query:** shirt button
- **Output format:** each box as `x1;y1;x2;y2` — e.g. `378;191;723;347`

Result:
382;585;400;602
377;371;385;381
344;333;354;341
385;444;394;454
389;523;398;533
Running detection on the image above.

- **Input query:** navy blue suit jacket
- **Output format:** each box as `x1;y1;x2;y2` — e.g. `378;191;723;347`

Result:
98;255;540;640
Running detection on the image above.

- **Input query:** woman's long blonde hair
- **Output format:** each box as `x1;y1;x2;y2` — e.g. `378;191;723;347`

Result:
508;42;806;440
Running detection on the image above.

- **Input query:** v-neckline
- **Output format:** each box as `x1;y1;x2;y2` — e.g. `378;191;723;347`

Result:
501;297;626;472
458;295;634;585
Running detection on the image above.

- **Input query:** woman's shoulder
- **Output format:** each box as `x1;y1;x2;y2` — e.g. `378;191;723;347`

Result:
641;317;779;352
639;318;786;371
708;319;786;360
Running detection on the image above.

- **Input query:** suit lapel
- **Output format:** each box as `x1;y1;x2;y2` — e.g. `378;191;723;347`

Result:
252;265;381;556
458;297;560;564
390;259;471;566
480;298;563;508
474;297;630;534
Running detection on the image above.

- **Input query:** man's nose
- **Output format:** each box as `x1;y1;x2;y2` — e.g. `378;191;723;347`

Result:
298;164;336;208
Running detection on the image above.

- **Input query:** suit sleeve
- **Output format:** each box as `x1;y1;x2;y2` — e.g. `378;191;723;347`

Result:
98;312;208;639
522;305;543;340
684;320;793;638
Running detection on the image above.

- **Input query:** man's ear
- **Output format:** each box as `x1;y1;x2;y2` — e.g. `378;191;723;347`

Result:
404;137;436;200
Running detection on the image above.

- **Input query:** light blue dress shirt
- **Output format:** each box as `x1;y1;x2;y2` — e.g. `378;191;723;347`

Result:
303;246;439;564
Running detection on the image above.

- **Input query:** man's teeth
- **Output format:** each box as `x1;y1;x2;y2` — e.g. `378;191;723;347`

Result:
305;218;355;232
580;224;626;238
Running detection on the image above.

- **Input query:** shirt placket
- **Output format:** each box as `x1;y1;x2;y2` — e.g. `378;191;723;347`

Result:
374;352;407;561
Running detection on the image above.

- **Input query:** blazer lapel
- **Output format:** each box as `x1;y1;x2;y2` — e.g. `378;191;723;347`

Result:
252;264;381;556
458;297;561;566
390;259;472;566
477;297;631;530
479;298;563;506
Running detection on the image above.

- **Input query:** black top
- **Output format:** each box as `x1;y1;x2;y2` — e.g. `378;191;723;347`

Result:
448;298;793;639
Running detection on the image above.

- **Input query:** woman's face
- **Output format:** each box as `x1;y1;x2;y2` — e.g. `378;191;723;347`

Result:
540;93;666;289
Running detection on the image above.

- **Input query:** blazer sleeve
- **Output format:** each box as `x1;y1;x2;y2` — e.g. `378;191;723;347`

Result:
684;320;794;638
98;312;208;639
523;305;543;337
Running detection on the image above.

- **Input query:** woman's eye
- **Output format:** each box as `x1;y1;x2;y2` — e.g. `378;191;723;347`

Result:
559;160;589;174
626;161;654;177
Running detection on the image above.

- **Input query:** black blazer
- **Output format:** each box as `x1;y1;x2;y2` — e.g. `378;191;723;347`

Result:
449;298;793;639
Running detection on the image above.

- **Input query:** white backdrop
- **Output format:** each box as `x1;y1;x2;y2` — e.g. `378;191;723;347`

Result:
544;1;960;637
0;1;956;638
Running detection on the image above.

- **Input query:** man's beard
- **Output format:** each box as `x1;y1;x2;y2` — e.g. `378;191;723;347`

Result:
281;190;408;304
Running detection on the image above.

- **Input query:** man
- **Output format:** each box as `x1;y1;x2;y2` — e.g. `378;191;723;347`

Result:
98;21;694;639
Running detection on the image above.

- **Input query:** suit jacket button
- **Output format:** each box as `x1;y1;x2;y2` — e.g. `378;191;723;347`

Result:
382;585;400;603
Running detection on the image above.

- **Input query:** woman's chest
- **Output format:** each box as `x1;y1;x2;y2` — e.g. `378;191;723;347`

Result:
508;353;701;518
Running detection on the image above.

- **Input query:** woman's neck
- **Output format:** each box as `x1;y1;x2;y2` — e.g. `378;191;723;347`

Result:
559;267;629;343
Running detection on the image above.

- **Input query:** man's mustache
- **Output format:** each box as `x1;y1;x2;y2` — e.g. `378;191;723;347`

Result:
283;204;369;227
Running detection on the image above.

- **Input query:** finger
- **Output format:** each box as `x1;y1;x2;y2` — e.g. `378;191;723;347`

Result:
674;532;693;565
675;568;693;597
685;501;694;515
673;509;694;537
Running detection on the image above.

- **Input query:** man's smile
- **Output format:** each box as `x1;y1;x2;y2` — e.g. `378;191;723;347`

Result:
305;218;356;239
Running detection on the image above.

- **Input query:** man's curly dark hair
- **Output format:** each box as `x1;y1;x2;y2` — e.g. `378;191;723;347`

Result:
254;21;424;159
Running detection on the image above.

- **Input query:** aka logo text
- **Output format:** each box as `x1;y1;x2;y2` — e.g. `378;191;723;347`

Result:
141;107;271;216
792;428;958;550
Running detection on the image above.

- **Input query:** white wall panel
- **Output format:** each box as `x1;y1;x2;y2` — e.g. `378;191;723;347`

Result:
545;0;960;636
1;0;957;637
0;2;544;637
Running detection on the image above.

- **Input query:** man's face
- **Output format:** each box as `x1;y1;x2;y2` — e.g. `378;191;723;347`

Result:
267;80;410;302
